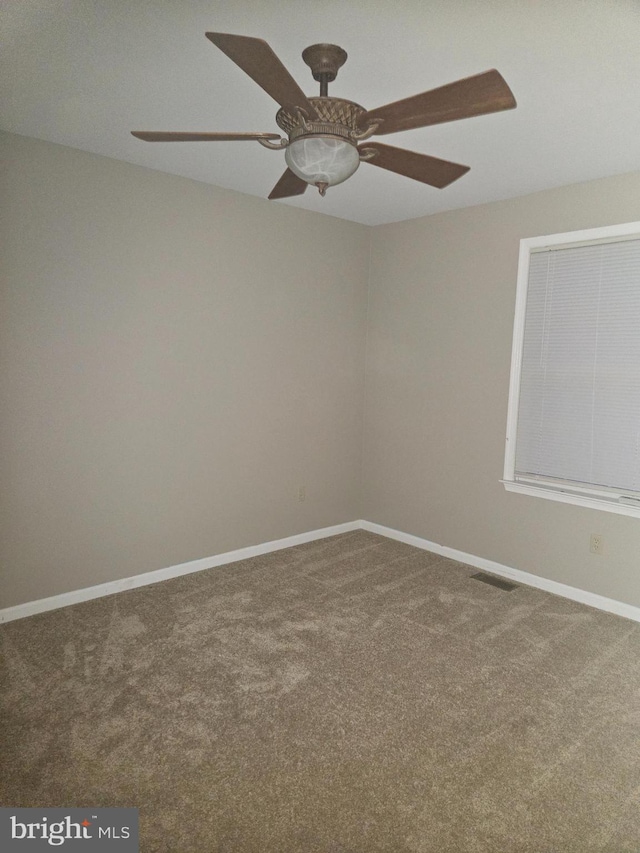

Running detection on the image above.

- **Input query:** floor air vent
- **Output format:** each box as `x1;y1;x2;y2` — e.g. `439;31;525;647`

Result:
470;572;517;591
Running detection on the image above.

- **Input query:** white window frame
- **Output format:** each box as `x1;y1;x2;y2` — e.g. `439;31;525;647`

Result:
502;220;640;519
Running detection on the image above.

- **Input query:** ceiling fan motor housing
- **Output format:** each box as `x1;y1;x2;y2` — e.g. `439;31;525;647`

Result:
276;97;366;142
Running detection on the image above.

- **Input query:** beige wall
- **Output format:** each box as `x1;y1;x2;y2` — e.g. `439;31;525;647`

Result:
363;171;640;609
0;131;370;607
3;128;640;612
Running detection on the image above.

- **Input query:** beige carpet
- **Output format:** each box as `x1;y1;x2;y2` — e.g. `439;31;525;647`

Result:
2;530;640;852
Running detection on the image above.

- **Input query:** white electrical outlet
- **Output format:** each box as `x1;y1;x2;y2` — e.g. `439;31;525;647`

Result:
298;485;306;502
589;534;603;555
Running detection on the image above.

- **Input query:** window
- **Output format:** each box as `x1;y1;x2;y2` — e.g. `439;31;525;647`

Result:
503;220;640;518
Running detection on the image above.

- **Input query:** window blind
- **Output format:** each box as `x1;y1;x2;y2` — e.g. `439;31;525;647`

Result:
515;237;640;496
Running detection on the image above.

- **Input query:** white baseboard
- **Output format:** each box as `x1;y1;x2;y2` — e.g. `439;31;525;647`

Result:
3;518;639;625
361;520;640;624
0;520;360;624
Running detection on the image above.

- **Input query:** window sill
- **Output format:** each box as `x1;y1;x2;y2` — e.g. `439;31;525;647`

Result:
501;480;640;519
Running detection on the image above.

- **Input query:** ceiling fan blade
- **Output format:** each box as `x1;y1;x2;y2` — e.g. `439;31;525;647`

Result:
360;142;469;189
268;169;308;200
206;32;319;119
362;69;516;135
131;131;281;142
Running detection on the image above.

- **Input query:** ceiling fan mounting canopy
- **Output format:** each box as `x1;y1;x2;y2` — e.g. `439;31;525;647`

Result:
131;32;517;200
301;43;348;87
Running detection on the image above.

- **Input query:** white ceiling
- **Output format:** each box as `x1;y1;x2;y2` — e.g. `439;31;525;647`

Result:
3;0;640;226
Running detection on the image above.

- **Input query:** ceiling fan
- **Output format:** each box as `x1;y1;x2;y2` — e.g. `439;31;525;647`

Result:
132;33;516;199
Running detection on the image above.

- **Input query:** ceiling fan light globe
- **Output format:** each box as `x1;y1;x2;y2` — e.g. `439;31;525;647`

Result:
284;137;360;187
